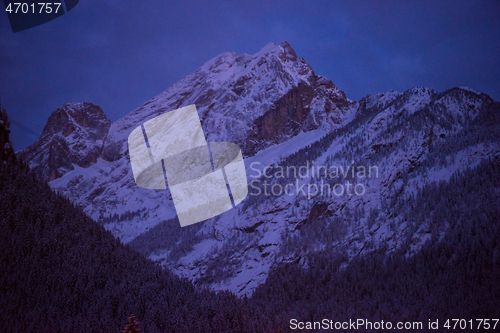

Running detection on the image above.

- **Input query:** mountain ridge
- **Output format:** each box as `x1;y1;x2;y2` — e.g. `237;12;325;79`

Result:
19;41;500;296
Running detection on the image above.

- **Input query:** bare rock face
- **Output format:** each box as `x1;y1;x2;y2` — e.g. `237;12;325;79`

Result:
19;102;110;181
246;75;350;155
248;82;314;149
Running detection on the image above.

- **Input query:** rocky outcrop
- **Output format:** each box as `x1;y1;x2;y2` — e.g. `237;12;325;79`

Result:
246;75;351;155
246;81;314;154
19;102;110;181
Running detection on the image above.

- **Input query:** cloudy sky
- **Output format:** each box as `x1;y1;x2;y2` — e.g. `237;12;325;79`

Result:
1;0;499;150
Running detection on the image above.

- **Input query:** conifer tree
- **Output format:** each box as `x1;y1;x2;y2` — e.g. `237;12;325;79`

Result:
123;314;141;333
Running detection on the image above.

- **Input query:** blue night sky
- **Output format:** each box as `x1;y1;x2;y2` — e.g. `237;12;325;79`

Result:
1;0;499;150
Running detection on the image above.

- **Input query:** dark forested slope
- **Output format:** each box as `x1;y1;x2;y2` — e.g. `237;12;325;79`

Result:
0;151;283;331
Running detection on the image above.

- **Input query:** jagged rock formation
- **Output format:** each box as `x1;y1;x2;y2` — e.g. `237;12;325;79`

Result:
19;102;110;181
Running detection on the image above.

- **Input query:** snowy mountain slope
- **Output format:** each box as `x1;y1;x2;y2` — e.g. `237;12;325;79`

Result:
20;42;500;296
129;85;500;295
23;41;354;228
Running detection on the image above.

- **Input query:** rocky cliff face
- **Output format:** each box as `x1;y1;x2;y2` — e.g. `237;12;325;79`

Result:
19;102;110;181
247;75;350;155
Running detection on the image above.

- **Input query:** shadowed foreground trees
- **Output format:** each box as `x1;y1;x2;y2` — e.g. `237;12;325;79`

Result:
0;157;285;332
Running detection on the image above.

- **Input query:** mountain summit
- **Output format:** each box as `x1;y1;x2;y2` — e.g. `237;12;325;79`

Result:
101;41;353;162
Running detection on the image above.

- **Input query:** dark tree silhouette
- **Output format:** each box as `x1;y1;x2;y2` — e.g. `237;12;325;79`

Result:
123;314;141;333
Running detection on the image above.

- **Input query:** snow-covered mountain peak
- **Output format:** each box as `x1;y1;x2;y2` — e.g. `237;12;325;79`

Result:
457;86;481;95
362;90;402;108
101;41;350;162
193;41;314;89
406;86;435;96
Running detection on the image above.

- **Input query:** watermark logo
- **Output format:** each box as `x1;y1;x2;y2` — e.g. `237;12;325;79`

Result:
128;104;248;227
248;161;379;199
4;0;79;33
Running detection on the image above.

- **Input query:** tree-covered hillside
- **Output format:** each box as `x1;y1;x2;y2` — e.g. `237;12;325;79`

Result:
0;156;284;332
